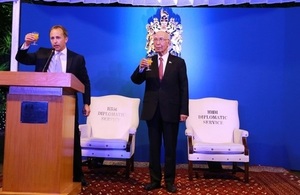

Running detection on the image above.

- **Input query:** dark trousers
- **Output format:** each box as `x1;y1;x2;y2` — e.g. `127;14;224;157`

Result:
146;106;179;185
73;101;83;182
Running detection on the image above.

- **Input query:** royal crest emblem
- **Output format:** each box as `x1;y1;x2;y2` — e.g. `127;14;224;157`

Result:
145;8;183;57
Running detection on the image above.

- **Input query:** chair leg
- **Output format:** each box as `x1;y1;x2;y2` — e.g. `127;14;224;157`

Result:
244;162;249;183
232;162;237;174
125;159;130;178
130;154;134;172
188;160;193;180
87;157;93;169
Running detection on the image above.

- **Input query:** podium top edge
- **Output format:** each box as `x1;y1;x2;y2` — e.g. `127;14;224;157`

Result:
0;71;84;93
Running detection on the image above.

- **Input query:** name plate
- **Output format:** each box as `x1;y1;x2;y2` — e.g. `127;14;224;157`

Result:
21;101;48;123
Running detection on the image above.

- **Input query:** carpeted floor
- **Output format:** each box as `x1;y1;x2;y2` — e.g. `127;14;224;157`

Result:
79;162;300;195
0;163;300;194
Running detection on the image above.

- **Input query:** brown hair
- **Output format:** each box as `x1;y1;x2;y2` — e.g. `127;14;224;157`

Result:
50;25;68;38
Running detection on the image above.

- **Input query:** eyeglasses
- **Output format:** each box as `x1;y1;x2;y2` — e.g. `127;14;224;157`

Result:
153;37;169;42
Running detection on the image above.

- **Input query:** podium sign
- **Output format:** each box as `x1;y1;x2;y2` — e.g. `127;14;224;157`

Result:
0;71;83;195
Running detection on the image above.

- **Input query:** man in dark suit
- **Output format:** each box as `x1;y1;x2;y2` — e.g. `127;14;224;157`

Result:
131;31;189;193
15;25;91;186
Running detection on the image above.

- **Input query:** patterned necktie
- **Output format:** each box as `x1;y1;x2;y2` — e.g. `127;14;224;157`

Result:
159;57;164;81
48;52;62;72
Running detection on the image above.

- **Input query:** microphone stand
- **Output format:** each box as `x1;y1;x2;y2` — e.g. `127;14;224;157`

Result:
42;49;55;72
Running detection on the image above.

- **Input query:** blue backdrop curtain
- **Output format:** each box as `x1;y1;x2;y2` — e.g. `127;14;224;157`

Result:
0;0;300;6
2;0;300;171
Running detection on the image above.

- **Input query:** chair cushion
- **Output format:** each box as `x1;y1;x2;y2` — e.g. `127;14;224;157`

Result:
193;141;245;154
81;138;127;150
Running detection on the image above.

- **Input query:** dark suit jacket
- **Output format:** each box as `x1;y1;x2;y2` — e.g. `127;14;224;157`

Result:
15;47;91;105
131;54;189;123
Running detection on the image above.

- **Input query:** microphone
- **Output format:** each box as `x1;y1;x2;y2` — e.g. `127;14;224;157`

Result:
42;49;55;72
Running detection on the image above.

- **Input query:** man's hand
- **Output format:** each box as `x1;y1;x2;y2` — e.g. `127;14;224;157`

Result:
180;114;188;122
139;58;151;69
82;104;91;117
24;33;36;47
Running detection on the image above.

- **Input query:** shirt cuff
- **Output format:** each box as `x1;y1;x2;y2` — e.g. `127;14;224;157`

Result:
20;43;30;50
139;67;145;73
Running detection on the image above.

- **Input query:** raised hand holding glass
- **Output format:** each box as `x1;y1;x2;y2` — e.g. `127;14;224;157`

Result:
146;58;153;71
31;32;39;45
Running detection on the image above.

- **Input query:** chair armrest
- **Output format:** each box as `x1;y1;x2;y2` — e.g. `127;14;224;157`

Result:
233;129;249;143
240;129;249;137
185;128;194;136
126;134;134;152
234;128;249;155
126;128;136;152
185;128;194;154
129;128;137;134
79;124;89;138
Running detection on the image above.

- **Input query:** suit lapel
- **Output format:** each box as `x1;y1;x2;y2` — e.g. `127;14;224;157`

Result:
163;54;174;79
66;49;73;73
151;55;160;82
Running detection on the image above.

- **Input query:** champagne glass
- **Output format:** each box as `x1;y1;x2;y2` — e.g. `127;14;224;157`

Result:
146;58;153;71
32;32;39;45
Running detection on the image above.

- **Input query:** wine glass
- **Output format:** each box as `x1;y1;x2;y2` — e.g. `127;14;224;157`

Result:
31;32;39;45
146;58;153;71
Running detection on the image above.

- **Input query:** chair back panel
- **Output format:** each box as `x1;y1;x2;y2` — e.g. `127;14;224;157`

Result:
186;97;239;143
87;95;140;140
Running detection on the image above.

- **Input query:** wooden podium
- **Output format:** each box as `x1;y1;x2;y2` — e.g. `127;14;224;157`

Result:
0;71;83;195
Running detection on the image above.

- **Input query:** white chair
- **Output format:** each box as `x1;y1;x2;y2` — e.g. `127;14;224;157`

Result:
80;95;140;178
185;97;249;182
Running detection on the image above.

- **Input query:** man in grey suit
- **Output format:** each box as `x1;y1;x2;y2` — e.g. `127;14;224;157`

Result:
131;31;189;193
15;25;91;186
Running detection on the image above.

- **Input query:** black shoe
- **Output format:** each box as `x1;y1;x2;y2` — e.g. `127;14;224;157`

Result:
144;182;161;191
81;177;89;186
166;183;177;193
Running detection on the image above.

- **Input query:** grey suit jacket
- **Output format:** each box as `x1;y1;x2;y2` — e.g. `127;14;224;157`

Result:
15;47;91;105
